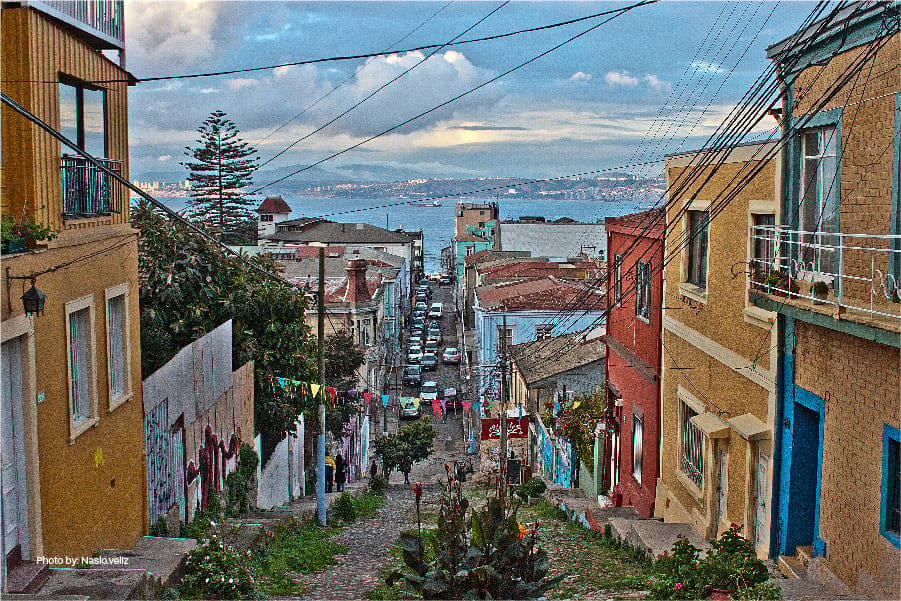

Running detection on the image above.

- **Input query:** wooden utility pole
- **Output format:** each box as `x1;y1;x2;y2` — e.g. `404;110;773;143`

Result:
499;315;508;490
316;248;327;526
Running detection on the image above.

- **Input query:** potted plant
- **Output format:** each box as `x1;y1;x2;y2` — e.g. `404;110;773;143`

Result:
515;477;546;504
1;219;25;254
812;281;829;305
1;211;55;253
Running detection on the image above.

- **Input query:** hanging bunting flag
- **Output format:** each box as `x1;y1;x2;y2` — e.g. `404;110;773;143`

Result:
363;392;372;404
381;394;390;407
348;389;358;397
572;399;582;409
326;386;337;402
439;397;447;411
462;401;470;413
553;401;560;414
276;377;288;387
432;398;442;419
412;397;421;409
473;402;480;415
310;383;321;398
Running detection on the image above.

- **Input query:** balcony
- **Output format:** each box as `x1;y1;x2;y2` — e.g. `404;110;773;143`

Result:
748;225;901;332
23;0;124;50
61;155;124;218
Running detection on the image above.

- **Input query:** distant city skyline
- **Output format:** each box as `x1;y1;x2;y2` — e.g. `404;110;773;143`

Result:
126;1;817;187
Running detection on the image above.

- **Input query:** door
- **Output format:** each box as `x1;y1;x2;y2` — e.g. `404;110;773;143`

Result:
1;337;28;559
715;448;728;529
754;450;769;549
784;403;820;553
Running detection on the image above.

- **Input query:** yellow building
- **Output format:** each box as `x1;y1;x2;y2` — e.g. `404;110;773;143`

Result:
656;142;780;559
1;0;146;588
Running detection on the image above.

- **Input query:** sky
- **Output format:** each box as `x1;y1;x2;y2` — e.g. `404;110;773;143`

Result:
125;1;819;186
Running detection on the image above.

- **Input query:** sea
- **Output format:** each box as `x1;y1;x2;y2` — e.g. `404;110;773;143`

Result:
152;196;655;273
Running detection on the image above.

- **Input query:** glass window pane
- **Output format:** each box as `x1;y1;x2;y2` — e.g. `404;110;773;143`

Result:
82;88;105;157
804;131;819;157
59;83;78;150
107;295;126;399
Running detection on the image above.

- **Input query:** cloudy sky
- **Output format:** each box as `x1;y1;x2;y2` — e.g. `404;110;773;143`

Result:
125;1;817;185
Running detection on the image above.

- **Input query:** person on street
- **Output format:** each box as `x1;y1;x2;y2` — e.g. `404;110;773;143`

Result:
325;452;336;493
369;460;378;479
400;457;412;485
335;453;347;492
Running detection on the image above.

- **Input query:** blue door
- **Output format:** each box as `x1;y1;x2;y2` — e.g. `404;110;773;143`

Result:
784;402;820;553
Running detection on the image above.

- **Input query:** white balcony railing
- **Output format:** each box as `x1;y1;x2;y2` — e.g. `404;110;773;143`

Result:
749;225;901;321
25;0;124;49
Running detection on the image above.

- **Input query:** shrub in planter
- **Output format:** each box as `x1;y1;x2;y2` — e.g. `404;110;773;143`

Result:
515;477;547;501
699;525;770;596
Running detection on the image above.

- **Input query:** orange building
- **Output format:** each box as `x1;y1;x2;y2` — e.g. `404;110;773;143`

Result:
1;0;145;591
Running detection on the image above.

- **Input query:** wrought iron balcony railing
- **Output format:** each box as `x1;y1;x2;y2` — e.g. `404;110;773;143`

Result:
61;155;124;218
748;224;901;321
24;0;124;49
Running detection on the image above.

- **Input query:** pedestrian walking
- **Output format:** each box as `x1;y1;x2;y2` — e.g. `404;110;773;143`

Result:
325;452;336;493
400;457;412;485
335;453;347;492
456;460;466;483
369;460;378;479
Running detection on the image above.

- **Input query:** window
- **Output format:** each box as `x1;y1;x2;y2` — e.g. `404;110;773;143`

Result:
687;211;709;289
800;125;838;273
680;402;704;488
106;285;131;409
635;261;651;321
66;296;98;438
632;413;644;484
260;214;274;222
465;246;474;256
613;254;623;305
497;326;513;351
60;79;106;157
535;324;554;340
882;425;900;548
750;213;776;276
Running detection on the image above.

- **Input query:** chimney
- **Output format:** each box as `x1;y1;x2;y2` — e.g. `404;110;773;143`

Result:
344;259;370;303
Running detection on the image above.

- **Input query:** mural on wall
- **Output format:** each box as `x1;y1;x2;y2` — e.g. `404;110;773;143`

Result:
185;426;240;510
145;399;185;523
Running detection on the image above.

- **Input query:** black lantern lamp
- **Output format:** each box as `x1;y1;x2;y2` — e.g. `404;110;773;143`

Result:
21;278;46;316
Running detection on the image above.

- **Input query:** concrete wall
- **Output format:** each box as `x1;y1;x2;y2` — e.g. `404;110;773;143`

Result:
257;418;304;510
498;223;606;260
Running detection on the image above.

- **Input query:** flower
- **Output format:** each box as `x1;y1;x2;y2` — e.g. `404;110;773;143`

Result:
411;483;422;503
518;523;528;539
675;582;683;589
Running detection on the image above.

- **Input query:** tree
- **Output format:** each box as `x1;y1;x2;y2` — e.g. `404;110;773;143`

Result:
182;110;259;244
374;420;437;477
325;330;365;392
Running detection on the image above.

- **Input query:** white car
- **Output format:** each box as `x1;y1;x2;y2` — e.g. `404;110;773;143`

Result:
407;345;423;363
420;380;439;404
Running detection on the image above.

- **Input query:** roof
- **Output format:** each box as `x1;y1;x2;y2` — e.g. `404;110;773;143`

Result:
497;221;605;258
256;196;292;214
464;250;532;267
510;333;606;386
477;260;603;282
475;276;605;312
267;220;415;245
455;233;491;243
604;208;666;239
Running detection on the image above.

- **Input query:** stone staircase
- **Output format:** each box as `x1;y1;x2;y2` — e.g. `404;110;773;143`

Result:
776;546;852;600
4;547;50;594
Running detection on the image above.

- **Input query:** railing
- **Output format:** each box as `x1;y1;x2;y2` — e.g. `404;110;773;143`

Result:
61;155;124;218
25;0;124;49
749;225;901;320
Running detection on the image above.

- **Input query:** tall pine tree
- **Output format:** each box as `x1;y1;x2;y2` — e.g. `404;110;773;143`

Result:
182;110;259;243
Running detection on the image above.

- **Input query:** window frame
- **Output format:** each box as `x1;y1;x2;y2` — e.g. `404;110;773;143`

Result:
686;210;710;290
799;124;839;236
632;411;644;484
635;260;651;322
65;295;99;441
881;424;901;548
612;254;623;306
678;387;705;492
105;283;132;411
59;76;108;157
535;323;554;340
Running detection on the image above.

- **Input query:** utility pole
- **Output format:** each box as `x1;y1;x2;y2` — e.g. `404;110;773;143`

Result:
499;315;508;491
317;248;327;526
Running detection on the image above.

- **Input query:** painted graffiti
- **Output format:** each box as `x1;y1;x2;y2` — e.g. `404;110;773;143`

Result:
144;400;184;523
186;426;241;509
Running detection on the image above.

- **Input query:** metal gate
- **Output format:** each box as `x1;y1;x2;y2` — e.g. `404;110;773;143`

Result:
144;400;185;524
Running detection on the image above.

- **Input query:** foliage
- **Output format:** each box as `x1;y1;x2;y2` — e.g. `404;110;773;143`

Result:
178;536;263;600
390;476;564;599
649;525;776;600
251;517;345;596
369;474;388;495
325;330;366;392
555;394;604;467
1;209;56;243
149;516;168;537
733;581;782;600
374;419;437;477
332;492;358;524
516;477;547;501
226;443;259;517
132;200;317;448
813;280;829;295
182;493;223;542
354;490;385;519
182;110;259;244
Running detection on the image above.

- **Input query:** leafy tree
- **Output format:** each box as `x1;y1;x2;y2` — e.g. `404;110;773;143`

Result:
182;110;259;244
374;420;437;477
325;330;365;392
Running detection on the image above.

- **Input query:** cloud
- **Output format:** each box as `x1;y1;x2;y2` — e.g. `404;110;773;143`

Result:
158;155;171;162
450;124;528;132
570;71;593;82
605;70;639;86
227;78;258;91
644;74;671;92
691;61;724;74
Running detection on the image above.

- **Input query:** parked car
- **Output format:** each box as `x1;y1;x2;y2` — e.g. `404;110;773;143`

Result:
428;272;442;282
410;328;425;345
419;278;430;286
420;380;439;404
415;293;428;305
442;347;460;364
424;340;439;355
410;316;425;330
421;353;439;370
400;398;421;419
427;325;442;344
407;345;423;363
428;302;443;319
403;364;422;386
440;275;453;286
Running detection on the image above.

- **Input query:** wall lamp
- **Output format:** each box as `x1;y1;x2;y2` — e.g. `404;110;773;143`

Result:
5;268;47;317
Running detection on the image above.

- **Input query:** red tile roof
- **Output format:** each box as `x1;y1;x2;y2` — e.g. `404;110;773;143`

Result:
464;249;492;265
605;207;665;238
256;196;292;214
478;260;603;281
476;276;605;312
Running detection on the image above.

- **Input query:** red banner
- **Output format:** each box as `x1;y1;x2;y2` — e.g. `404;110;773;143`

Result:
480;417;529;440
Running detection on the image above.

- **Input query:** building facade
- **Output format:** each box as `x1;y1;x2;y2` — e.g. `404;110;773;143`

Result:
656;144;779;557
1;0;146;588
603;209;664;518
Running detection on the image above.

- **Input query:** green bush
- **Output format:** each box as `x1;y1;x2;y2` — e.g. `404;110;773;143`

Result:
227;443;259;517
369;473;388;495
178;536;262;600
515;477;547;501
354;490;385;519
149;516;168;537
182;493;223;541
332;492;358;524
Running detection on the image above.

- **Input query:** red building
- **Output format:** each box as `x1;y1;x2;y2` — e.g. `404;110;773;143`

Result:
602;208;664;518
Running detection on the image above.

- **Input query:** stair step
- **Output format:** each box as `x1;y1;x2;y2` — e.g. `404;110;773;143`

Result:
778;554;805;580
5;560;50;594
796;545;814;566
